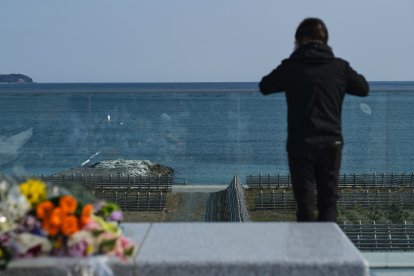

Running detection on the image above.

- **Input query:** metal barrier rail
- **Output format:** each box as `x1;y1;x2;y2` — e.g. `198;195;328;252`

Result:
247;173;414;189
34;174;173;192
339;222;414;251
254;189;414;210
205;189;227;222
29;174;172;211
91;190;167;211
227;175;250;222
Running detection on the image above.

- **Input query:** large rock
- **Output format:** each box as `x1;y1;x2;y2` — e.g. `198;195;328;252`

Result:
0;74;33;83
58;160;173;178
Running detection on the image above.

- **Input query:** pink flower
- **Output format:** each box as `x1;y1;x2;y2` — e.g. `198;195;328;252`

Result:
115;236;136;261
82;219;101;231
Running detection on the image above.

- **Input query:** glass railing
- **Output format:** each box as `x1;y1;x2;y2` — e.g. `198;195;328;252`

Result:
2;82;414;179
1;81;414;251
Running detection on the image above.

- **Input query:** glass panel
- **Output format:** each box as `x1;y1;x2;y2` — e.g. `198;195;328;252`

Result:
2;82;414;250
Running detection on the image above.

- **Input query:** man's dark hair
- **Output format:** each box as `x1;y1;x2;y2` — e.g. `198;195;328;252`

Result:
295;18;329;44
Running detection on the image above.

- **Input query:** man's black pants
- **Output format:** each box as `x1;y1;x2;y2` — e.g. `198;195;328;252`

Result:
288;141;342;222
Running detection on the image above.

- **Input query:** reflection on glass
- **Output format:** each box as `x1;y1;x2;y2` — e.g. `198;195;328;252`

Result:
1;82;414;248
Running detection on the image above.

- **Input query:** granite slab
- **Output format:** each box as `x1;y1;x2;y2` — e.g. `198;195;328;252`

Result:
0;223;369;276
135;222;369;276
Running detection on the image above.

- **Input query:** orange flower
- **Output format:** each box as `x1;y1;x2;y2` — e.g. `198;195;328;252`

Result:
80;204;93;227
43;219;60;236
50;207;64;227
59;195;77;214
36;201;54;219
61;215;79;236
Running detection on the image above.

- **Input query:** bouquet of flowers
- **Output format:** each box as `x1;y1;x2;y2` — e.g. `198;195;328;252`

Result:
0;175;136;269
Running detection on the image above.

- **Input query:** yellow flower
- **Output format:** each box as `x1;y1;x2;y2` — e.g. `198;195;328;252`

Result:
19;183;30;194
19;179;47;206
86;244;95;255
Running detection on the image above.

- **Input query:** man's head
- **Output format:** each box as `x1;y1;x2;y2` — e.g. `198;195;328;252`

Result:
295;18;328;47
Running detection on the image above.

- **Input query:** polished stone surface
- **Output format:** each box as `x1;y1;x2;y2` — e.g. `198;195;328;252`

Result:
136;222;369;276
121;222;151;245
0;223;369;276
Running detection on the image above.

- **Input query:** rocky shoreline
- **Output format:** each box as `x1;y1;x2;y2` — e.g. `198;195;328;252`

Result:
57;159;174;177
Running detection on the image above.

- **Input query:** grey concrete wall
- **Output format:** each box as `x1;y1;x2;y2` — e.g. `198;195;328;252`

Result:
1;222;369;276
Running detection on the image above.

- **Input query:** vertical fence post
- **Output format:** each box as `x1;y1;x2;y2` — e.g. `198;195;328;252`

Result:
277;173;280;188
157;191;163;211
353;173;356;189
259;174;262;189
363;173;367;187
259;190;263;210
135;191;139;211
411;173;414;187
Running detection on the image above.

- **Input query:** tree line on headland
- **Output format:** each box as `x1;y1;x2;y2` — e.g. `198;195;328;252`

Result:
0;74;33;83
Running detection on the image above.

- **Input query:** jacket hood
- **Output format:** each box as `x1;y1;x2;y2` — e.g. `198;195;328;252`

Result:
290;42;334;64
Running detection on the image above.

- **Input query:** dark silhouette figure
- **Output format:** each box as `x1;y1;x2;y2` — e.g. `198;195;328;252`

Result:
259;18;369;222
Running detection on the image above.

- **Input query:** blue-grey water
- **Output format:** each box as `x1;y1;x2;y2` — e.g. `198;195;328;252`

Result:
1;82;414;184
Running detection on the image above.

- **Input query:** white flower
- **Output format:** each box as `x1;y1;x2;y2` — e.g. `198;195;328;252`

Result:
3;193;30;221
15;233;52;255
68;230;95;248
0;185;30;233
0;180;9;195
0;212;16;233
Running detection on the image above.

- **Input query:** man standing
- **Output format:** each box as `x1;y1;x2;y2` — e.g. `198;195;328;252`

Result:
259;18;369;222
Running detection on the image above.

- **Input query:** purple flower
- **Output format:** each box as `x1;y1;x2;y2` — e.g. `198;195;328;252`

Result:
0;233;12;248
68;240;88;257
108;211;123;222
17;215;42;234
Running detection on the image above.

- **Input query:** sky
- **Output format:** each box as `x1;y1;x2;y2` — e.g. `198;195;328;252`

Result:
1;0;413;83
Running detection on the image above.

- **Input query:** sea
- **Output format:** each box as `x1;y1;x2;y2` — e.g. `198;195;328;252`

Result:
1;82;414;184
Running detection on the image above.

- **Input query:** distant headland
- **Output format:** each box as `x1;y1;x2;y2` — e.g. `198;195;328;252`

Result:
0;74;33;83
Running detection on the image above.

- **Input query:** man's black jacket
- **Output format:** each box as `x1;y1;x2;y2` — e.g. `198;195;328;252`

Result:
259;42;369;151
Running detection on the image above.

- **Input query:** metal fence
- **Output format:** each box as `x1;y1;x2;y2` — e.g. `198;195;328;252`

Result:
340;222;414;251
204;176;250;222
254;189;414;210
226;175;250;222
92;190;167;211
35;174;173;191
247;173;414;189
33;174;173;211
205;189;227;222
247;174;414;251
